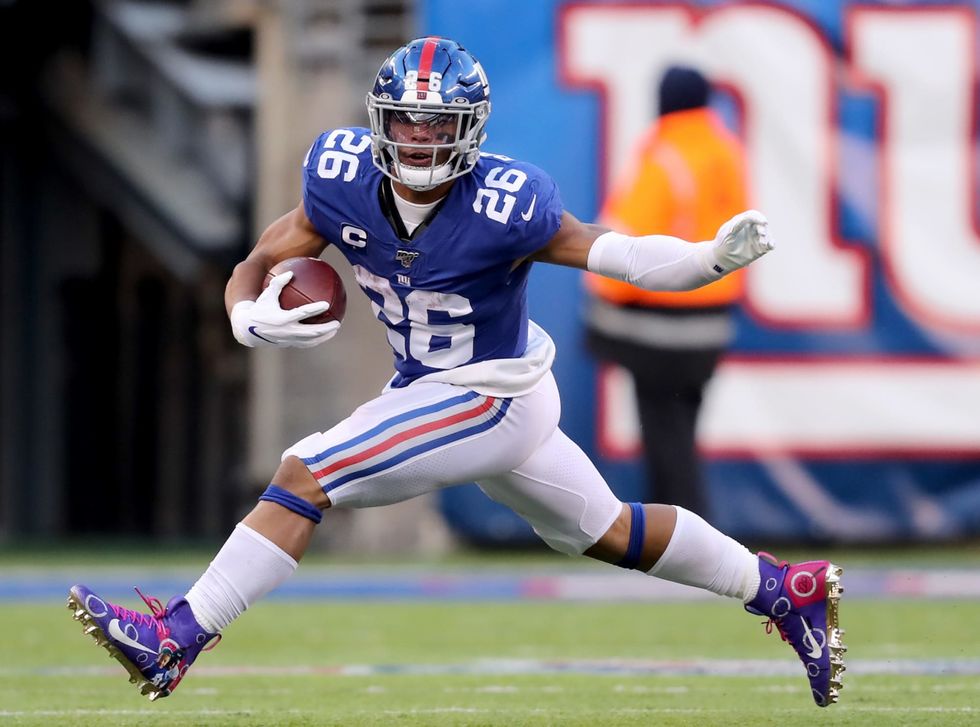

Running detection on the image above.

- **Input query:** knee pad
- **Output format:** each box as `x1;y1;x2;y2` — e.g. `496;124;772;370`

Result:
259;485;322;524
513;489;622;557
532;529;585;556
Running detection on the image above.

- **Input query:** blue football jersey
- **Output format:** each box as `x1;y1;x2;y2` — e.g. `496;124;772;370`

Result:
301;127;563;387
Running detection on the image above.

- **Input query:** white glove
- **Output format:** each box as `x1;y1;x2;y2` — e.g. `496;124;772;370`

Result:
230;271;341;349
708;210;774;274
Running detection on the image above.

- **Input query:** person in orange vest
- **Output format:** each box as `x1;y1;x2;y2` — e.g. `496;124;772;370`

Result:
586;65;750;519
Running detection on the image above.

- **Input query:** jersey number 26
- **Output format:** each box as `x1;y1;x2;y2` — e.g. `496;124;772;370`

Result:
353;265;475;370
472;166;528;224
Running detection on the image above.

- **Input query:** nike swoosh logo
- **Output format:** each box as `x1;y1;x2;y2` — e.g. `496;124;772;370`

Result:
108;619;157;654
800;617;823;659
520;194;537;221
248;326;274;344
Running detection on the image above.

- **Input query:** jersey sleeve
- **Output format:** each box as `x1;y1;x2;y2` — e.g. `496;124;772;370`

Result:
505;161;563;260
301;131;332;240
300;127;374;245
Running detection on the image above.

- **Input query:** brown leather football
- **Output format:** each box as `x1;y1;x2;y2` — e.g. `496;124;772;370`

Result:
263;257;347;324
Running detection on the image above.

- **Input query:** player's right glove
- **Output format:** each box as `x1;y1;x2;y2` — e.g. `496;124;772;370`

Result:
230;271;340;349
708;210;774;274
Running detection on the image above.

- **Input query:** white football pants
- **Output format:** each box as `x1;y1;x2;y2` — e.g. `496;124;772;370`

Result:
282;371;622;554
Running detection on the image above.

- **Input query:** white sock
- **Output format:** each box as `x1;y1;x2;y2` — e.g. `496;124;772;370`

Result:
647;506;761;602
184;523;298;633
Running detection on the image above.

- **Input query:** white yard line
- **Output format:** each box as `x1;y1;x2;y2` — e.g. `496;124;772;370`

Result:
6;657;980;678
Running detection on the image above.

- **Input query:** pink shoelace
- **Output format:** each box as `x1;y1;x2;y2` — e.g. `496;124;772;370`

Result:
108;587;169;640
757;551;790;641
764;617;791;643
107;587;222;657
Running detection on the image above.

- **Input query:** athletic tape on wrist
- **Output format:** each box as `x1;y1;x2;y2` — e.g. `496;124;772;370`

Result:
615;502;646;570
259;484;323;524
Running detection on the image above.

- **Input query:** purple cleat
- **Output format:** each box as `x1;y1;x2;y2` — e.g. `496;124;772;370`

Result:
67;584;219;700
745;553;846;707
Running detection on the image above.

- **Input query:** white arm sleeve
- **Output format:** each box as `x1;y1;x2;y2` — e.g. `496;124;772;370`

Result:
586;230;719;292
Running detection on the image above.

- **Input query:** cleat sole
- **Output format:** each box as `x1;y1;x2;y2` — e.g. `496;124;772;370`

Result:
66;589;168;702
824;563;847;705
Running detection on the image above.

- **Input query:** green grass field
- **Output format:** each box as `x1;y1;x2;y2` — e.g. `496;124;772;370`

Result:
1;548;979;726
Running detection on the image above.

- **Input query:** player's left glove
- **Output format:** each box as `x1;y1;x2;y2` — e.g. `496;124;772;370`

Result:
708;210;774;274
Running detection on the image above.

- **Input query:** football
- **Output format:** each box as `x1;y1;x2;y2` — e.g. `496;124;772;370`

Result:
263;257;347;325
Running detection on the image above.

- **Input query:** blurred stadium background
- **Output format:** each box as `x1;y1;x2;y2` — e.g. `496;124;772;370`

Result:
1;1;979;724
3;0;980;549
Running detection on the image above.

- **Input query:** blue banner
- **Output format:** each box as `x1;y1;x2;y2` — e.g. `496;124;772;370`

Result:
426;0;980;543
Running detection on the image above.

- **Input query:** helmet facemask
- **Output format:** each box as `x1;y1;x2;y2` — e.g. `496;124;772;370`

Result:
367;93;490;191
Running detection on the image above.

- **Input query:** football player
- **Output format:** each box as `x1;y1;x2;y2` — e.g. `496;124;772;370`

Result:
68;37;845;707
